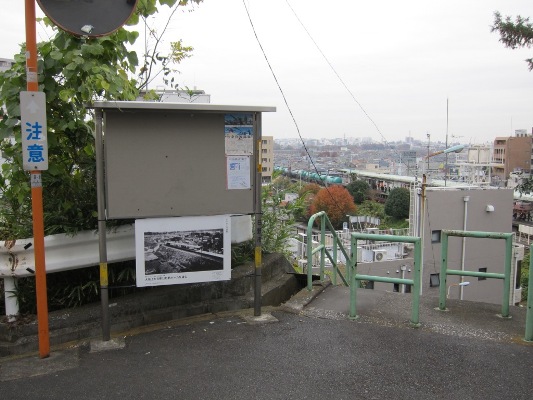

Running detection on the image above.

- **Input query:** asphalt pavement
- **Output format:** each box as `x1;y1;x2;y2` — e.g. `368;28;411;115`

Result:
1;285;533;400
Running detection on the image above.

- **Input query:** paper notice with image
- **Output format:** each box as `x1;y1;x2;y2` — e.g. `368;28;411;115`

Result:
226;156;251;190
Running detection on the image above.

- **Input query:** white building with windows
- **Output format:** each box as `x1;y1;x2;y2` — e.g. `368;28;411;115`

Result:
261;136;273;183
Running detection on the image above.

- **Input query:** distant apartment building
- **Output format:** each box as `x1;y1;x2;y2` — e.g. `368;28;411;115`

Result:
0;58;14;72
492;134;532;185
515;128;533;170
261;136;274;183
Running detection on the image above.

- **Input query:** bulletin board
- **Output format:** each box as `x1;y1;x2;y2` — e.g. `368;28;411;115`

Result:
93;102;275;219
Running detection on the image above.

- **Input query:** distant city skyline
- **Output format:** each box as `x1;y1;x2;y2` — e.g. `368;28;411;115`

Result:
2;1;532;144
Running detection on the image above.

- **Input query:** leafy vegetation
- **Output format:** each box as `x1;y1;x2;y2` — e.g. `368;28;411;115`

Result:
0;0;203;315
346;180;370;204
356;200;386;220
491;11;533;71
355;199;408;229
3;261;141;315
384;187;410;220
0;0;200;240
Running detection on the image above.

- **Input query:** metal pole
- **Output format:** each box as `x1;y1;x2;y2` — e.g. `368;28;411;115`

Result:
501;235;512;318
320;215;325;281
306;216;314;291
426;134;430;172
460;196;469;300
525;244;533;341
95;108;110;340
419;175;426;295
253;113;262;316
411;238;421;326
332;235;337;285
349;235;358;319
26;0;50;358
445;98;449;187
439;232;449;310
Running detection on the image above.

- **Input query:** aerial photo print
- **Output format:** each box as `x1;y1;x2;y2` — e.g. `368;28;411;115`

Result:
135;215;231;287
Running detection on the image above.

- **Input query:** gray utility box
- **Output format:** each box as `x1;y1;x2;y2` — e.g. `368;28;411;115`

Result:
92;101;275;219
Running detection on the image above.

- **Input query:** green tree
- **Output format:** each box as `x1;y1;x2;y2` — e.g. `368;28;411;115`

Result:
491;11;533;70
384;187;410;220
346;180;370;204
260;185;298;256
0;0;200;240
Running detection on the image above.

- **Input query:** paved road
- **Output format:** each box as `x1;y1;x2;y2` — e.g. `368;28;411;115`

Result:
1;300;533;400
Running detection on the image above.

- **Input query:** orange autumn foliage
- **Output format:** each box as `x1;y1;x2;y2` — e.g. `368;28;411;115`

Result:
309;185;357;228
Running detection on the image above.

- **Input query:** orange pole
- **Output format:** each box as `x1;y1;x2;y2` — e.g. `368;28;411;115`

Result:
25;0;50;358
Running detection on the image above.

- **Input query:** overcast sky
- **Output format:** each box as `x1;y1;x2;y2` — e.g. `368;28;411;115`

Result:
2;0;533;145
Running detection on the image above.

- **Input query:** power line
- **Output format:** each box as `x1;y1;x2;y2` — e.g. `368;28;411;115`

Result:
242;0;347;217
284;0;411;169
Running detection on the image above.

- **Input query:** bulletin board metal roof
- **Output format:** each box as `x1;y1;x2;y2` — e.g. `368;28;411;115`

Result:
92;101;275;219
92;101;275;113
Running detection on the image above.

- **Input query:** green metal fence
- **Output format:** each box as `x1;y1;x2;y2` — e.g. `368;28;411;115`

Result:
306;212;421;326
306;212;350;290
303;220;533;340
349;233;421;326
438;230;513;318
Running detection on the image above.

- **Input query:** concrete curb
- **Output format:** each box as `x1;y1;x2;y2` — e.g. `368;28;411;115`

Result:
279;278;331;314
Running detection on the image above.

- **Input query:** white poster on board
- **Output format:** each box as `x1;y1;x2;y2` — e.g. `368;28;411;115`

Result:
226;156;251;190
135;215;231;287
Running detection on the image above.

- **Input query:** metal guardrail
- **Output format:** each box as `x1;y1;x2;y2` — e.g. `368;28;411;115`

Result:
306;212;350;289
438;230;513;318
1;216;253;319
306;211;421;326
1;225;136;279
350;233;422;326
439;229;533;342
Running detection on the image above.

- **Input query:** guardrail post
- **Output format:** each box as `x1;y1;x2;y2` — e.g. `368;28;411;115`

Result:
4;276;18;322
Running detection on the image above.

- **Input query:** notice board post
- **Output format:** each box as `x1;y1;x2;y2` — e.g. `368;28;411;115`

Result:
253;113;262;316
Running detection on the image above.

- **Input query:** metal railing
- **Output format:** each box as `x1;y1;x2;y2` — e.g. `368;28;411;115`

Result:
349;233;422;326
306;212;350;289
438;230;513;318
439;229;533;342
306;211;421;326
